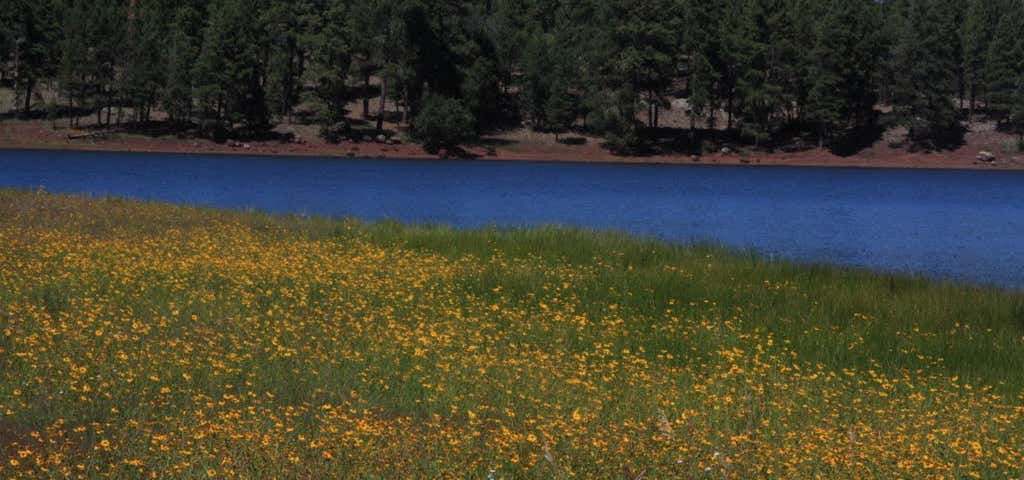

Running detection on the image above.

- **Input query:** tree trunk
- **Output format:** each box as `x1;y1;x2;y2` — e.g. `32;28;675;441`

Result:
654;103;660;129
402;84;410;125
958;70;965;111
968;82;976;123
363;73;371;119
726;95;734;130
377;77;387;133
23;80;35;116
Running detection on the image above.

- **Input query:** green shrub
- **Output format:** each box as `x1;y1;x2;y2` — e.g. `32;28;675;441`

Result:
319;121;351;144
606;129;651;155
412;95;477;153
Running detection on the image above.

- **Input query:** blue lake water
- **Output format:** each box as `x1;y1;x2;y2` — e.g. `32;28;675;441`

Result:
2;148;1023;289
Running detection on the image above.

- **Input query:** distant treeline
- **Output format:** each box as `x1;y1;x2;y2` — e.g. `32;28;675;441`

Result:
1;0;1023;150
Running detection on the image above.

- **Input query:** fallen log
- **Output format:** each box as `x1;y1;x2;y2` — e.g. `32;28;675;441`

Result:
66;130;115;142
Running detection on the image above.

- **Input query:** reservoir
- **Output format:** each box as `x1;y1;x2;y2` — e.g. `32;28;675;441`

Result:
2;148;1022;289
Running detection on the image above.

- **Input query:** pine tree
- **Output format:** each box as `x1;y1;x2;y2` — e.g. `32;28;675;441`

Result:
961;0;1004;119
163;6;203;124
348;0;386;120
1013;77;1024;142
733;0;791;145
984;5;1024;118
194;0;269;134
59;0;92;127
519;31;554;129
602;0;678;134
307;0;352;130
8;0;60;116
806;0;882;147
0;8;12;86
683;0;721;134
193;3;227;123
935;0;967;109
717;0;746;130
891;0;958;147
545;69;577;140
780;0;820;124
461;55;501;131
72;0;128;127
264;0;313;124
123;0;167;125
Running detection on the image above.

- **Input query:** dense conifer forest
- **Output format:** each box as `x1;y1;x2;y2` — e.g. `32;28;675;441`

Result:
2;0;1023;153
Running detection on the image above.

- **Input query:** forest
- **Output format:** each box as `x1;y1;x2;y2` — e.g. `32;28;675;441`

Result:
1;0;1024;154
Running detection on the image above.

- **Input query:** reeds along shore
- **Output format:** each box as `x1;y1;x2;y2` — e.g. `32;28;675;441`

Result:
1;189;1022;479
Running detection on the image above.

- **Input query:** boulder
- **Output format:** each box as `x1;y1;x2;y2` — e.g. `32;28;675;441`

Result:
376;134;387;143
977;151;996;163
720;147;733;155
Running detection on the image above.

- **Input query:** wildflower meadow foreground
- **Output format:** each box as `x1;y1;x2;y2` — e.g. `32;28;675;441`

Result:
1;190;1022;479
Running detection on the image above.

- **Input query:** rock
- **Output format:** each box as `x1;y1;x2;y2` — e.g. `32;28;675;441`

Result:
485;147;498;157
242;143;252;149
720;147;733;155
438;148;449;159
376;134;387;143
977;151;996;162
690;155;700;162
884;130;907;149
191;142;200;148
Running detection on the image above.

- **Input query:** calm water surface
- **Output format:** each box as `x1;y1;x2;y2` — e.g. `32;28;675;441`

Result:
2;149;1023;289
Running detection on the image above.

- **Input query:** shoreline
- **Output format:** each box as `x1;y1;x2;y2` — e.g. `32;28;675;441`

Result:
4;142;1024;172
0;142;1019;171
2;122;1023;171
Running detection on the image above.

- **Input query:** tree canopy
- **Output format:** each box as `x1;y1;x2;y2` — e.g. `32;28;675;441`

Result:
2;0;1024;151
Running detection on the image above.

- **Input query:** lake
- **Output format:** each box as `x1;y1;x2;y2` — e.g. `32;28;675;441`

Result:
2;148;1023;289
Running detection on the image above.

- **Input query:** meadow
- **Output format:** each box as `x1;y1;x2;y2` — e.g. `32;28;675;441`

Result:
0;188;1022;479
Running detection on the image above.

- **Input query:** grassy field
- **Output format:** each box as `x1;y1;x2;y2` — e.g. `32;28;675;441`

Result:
0;189;1022;479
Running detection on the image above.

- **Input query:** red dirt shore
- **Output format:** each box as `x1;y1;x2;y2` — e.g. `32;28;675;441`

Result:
2;119;1023;170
